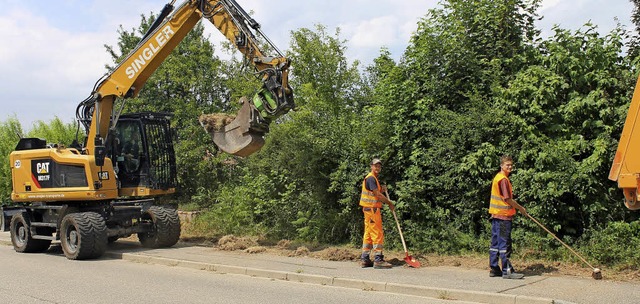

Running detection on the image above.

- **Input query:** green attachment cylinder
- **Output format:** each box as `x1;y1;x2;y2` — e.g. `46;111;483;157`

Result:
253;90;279;120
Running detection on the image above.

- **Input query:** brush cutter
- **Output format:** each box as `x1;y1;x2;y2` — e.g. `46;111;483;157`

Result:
524;212;602;280
385;191;421;268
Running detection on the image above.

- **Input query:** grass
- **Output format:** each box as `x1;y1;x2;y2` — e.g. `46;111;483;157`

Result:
437;291;454;300
176;210;640;282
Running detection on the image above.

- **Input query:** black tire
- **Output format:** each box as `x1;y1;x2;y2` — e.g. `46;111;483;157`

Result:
107;236;119;243
10;213;51;253
138;206;181;248
60;212;108;260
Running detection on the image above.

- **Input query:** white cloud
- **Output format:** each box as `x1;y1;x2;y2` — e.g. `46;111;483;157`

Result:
0;8;116;127
537;0;632;37
346;16;399;48
2;10;110;83
540;0;562;11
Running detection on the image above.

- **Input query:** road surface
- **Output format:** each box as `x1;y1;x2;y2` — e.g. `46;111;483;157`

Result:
0;245;477;304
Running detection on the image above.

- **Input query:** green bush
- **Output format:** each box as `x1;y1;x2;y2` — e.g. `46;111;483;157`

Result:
582;221;640;269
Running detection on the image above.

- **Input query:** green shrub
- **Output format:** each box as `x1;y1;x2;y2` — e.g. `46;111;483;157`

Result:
582;221;640;269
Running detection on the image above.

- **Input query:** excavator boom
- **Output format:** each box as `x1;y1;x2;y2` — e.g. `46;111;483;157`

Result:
78;0;293;159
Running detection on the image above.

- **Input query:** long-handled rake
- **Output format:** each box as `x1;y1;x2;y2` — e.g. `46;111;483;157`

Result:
524;212;602;280
385;191;421;268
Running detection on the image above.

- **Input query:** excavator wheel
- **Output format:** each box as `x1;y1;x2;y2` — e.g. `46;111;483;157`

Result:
10;212;51;253
60;212;108;260
138;206;181;248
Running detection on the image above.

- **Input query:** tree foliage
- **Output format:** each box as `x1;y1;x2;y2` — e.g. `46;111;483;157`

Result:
211;25;375;242
365;0;543;250
497;25;636;234
629;0;640;58
368;0;639;255
27;117;80;146
0;117;23;202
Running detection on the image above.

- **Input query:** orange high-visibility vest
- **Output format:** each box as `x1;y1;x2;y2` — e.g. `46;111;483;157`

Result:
489;172;515;216
360;172;382;208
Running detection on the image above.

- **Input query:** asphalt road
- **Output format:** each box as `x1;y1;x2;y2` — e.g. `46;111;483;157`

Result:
0;245;478;304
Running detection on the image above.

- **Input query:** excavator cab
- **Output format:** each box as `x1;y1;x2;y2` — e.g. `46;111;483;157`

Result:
109;113;177;194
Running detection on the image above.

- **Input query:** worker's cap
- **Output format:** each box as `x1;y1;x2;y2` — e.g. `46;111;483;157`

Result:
371;158;382;165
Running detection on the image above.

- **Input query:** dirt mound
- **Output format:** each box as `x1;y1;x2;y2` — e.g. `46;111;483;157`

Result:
288;246;310;257
217;234;258;251
245;246;266;254
312;247;359;261
277;239;292;249
199;113;236;133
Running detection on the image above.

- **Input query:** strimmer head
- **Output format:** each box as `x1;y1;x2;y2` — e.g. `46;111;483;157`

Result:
592;268;603;280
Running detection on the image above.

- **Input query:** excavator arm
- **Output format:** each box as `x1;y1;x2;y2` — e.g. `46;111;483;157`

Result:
609;75;640;210
197;0;294;156
76;0;293;160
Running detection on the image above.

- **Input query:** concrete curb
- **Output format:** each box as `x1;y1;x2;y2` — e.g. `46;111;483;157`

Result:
106;251;554;304
1;238;555;304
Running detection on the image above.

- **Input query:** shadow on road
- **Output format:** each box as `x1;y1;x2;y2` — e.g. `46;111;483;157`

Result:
522;263;558;276
40;238;189;260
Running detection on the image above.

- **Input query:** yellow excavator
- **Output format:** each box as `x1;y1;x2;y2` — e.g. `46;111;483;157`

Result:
610;76;640;210
0;0;293;259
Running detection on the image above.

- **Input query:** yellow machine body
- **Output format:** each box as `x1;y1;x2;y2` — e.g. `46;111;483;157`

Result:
11;147;118;202
610;75;640;210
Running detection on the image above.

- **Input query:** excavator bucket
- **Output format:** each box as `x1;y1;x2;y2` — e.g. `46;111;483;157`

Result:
200;98;266;157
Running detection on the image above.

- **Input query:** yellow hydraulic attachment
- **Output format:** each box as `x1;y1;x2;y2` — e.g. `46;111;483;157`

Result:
610;75;640;210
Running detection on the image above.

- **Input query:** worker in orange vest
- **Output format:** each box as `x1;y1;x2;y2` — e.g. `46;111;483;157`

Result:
489;155;527;279
360;158;395;269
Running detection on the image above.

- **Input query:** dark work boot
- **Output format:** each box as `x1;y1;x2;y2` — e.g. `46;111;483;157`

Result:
361;252;373;268
360;259;373;268
502;268;524;279
503;272;525;279
489;267;502;277
374;260;393;269
373;254;392;269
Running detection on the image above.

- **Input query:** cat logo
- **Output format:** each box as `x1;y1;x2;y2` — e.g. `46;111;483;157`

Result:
37;162;50;174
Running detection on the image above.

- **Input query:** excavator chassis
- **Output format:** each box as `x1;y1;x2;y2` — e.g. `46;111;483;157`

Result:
1;200;181;260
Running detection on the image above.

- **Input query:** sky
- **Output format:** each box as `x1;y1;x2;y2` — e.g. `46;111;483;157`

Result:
0;0;635;129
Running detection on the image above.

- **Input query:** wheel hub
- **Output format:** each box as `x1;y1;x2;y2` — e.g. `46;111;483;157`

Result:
68;229;78;250
17;225;27;244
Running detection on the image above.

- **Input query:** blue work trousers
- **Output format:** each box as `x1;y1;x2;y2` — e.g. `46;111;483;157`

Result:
489;218;514;275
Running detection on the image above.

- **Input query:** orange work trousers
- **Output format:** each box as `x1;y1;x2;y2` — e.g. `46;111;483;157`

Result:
362;207;384;256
